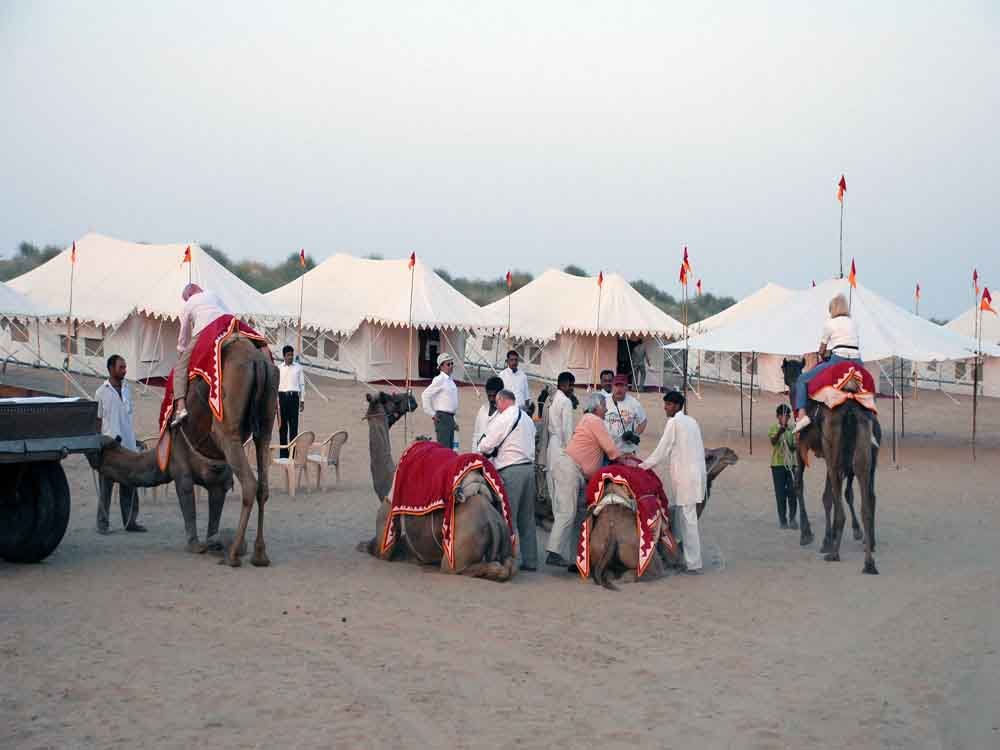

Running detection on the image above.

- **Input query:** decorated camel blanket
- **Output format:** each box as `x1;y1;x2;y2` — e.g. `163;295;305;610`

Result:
807;361;878;414
576;461;677;580
159;314;270;433
380;441;516;568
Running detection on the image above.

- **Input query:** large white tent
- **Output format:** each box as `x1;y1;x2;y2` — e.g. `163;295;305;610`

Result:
685;283;796;392
468;269;684;387
669;278;994;394
266;254;494;383
7;233;283;381
912;305;1000;398
0;280;61;365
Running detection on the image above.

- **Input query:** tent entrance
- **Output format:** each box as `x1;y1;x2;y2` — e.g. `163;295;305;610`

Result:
418;328;441;379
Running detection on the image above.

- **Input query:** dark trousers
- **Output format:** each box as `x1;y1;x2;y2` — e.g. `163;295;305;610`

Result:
435;411;456;449
98;476;138;530
278;391;300;458
770;466;797;523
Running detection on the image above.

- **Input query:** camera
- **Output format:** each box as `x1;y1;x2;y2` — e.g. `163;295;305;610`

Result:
621;431;640;446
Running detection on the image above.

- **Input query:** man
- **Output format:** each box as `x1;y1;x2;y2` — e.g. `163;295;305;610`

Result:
478;389;538;571
277;345;305;458
94;354;145;534
172;283;230;426
640;391;707;574
599;369;615;399
472;376;505;450
500;350;530;409
546;392;621;568
604;374;648;455
631;340;651;390
544;371;577;500
421;352;459;448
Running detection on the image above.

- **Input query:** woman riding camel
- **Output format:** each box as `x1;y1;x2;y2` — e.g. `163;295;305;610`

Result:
793;293;861;432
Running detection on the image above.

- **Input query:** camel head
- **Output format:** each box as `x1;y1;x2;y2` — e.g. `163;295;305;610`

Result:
88;435;172;488
365;391;418;429
705;446;739;486
781;358;806;389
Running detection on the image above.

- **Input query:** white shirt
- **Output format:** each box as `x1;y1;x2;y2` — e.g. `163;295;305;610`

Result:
421;371;459;417
640;412;707;507
95;380;138;451
278;361;305;399
472;403;497;451
604;393;648;454
177;290;230;352
478;404;536;471
500;367;530;407
547;389;575;452
820;316;861;359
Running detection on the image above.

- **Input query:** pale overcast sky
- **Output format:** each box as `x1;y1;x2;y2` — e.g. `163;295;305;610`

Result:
2;1;997;318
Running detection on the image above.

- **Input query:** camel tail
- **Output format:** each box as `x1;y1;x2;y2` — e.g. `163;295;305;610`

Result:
841;401;859;480
247;356;270;439
592;512;619;591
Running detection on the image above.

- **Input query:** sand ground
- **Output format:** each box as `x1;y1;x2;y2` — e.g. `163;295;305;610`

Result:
2;367;999;750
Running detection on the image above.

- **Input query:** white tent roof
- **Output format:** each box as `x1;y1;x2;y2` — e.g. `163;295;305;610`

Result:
946;306;1000;347
481;269;684;343
0;280;59;317
8;233;283;326
266;254;494;336
692;282;794;334
669;278;998;361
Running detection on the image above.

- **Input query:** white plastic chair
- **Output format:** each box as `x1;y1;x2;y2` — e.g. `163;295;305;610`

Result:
306;430;348;490
270;431;316;497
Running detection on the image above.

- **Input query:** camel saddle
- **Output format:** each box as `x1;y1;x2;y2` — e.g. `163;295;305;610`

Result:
807;361;878;414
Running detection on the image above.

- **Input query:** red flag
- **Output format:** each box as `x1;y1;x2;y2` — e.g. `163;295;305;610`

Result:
598;271;604;288
408;252;415;270
299;249;306;268
182;245;191;264
505;270;512;290
837;175;847;203
696;279;702;296
974;268;980;296
915;283;921;301
811;280;816;288
848;258;857;288
70;241;76;265
682;245;692;274
983;287;997;316
679;263;688;286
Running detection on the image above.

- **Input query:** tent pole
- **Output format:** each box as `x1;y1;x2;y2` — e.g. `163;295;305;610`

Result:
748;352;756;456
891;356;897;466
404;258;416;445
739;353;745;436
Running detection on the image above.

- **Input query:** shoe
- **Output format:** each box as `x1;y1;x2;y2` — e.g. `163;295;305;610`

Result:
779;520;789;529
788;519;799;530
545;552;568;567
793;414;811;433
682;568;703;575
521;565;537;572
96;527;111;535
125;523;148;533
170;409;189;427
566;564;580;574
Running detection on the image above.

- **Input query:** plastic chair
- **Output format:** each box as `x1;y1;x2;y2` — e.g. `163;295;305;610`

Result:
306;430;348;490
270;431;316;497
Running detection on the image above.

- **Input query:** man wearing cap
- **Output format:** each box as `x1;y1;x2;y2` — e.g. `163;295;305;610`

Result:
604;374;648;455
421;352;459;448
499;350;530;409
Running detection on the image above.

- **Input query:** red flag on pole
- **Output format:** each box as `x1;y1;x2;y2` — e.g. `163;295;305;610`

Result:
848;258;857;288
696;279;702;296
408;252;415;270
299;249;306;268
682;245;692;274
982;288;997;316
837;175;847;203
915;283;921;300
70;241;77;264
182;245;191;264
505;271;512;290
974;268;980;296
811;280;816;288
597;271;604;288
679;263;688;286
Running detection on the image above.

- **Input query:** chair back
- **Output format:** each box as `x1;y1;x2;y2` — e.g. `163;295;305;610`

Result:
291;431;316;466
326;430;348;464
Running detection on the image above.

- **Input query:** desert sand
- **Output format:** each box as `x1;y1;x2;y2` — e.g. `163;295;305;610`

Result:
2;368;999;750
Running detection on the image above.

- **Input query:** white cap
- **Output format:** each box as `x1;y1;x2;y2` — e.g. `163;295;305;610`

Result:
437;352;455;366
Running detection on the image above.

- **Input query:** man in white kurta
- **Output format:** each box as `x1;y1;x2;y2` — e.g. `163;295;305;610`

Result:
640;390;707;573
545;371;577;500
95;354;144;533
499;350;531;408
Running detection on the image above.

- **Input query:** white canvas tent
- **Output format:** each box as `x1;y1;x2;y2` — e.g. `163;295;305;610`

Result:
7;233;284;381
266;254;494;383
469;269;684;387
0;280;61;366
685;283;796;392
913;305;1000;398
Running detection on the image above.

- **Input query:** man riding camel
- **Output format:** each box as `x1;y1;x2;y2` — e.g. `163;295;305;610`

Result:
171;283;230;427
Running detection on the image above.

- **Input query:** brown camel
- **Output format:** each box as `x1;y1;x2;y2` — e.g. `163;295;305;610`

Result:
587;447;739;590
89;338;278;566
781;358;880;574
360;391;516;580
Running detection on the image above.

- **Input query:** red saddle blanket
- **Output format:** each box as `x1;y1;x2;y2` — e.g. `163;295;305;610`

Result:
159;314;270;432
576;460;677;580
380;441;515;568
807;361;878;413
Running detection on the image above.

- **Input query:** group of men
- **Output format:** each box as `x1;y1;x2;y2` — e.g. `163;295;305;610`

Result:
425;349;708;574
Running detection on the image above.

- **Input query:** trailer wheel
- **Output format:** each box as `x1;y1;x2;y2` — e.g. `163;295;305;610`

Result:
0;462;71;563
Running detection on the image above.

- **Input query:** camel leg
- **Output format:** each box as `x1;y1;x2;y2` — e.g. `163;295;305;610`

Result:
820;477;835;555
204;484;227;552
251;432;271;567
215;429;256;568
794;464;814;546
844;473;863;540
824;464;847;562
856;434;878;574
174;474;204;553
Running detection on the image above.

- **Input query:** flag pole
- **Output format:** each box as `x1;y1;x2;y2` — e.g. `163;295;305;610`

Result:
839;194;845;279
683;280;689;409
404;254;416;445
590;274;604;389
65;246;76;395
297;275;304;356
973;301;981;462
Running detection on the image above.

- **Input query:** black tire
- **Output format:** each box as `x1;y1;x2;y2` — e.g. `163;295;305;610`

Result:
0;462;71;564
0;466;39;559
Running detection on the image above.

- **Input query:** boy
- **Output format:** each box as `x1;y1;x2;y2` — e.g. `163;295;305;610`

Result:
768;404;798;529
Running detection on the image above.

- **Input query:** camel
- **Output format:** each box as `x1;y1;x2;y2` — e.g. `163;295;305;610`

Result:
587;447;739;590
89;337;278;566
360;391;516;580
781;358;880;574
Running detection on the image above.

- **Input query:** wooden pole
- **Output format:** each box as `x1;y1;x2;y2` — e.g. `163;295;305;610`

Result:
739;352;745;436
891;356;897;465
839;193;845;279
748;352;756;455
297;267;305;355
590;277;604;389
404;257;416;445
683;281;689;411
65;251;76;394
973;306;981;462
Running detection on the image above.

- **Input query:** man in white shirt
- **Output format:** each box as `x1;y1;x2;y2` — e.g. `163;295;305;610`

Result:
604;374;648;455
471;376;504;450
171;283;230;426
277;345;306;458
478;389;538;571
499;350;530;409
544;371;577;500
421;352;459;448
598;369;615;399
640;391;707;573
94;354;144;534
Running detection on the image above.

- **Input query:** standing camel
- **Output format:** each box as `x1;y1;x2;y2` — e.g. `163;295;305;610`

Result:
781;358;880;574
91;338;278;566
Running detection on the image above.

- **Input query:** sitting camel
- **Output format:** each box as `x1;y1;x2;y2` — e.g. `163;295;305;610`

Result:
90;337;278;566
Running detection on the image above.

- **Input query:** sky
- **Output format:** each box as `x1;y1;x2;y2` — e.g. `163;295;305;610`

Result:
2;1;998;319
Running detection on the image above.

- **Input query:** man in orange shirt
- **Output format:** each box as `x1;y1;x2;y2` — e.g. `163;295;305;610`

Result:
545;392;622;568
